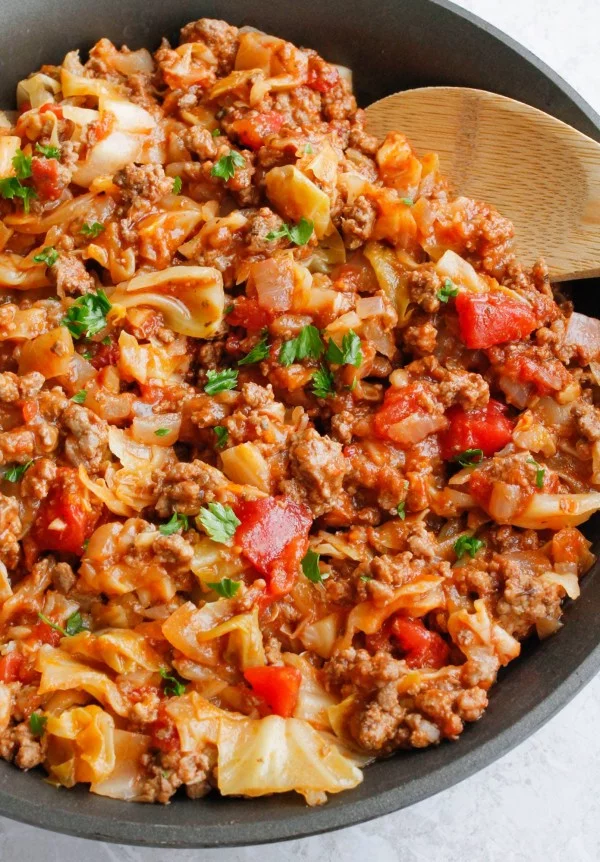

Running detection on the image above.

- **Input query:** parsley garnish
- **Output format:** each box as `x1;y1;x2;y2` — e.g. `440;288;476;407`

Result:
453;448;484;467
312;365;335;399
3;460;32;482
210;150;245;182
359;574;373;582
33;246;58;267
101;336;111;345
62;290;111;339
64;610;88;636
0;178;37;213
29;712;47;736
279;325;324;367
12;150;32;179
159;512;189;536
71;390;87;404
204;368;238;395
325;330;363;367
301;549;322;584
211;128;221;137
159;667;186;697
214;426;228;449
154;428;170;437
265;217;314;246
397;501;406;520
453;535;486;560
172;176;182;195
82;350;93;360
35;143;61;160
437;278;459;303
238;330;270;366
527;457;545;489
206;578;241;598
197;502;240;544
304;143;313;154
401;197;414;206
80;221;105;238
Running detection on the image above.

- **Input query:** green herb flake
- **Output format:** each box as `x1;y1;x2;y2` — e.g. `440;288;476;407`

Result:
238;330;271;366
401;197;414;206
279;325;324;367
71;390;87;404
80;221;105;239
210;150;245;182
159;667;186;697
62;290;111;339
33;245;59;267
453;535;486;560
527;457;545;489
29;712;47;736
325;330;363;368
12;149;32;180
206;578;241;598
211;128;221;137
172;176;182;195
214;425;228;449
37;613;67;637
82;350;93;360
197;502;240;544
0;177;37;213
35;143;61;160
204;368;239;395
312;364;335;399
65;610;88;637
154;428;170;437
159;512;189;536
101;336;111;346
397;501;406;520
266;217;314;246
437;278;459;303
3;460;32;483
359;575;373;583
453;448;484;468
301;549;322;584
304;143;313;154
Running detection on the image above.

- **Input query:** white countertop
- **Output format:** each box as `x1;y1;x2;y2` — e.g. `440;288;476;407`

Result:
5;1;600;859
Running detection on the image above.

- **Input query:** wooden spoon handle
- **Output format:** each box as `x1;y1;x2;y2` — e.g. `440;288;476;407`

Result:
366;88;600;282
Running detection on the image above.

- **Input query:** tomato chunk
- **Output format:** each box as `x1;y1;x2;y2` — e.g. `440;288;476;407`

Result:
307;59;340;93
39;102;63;119
227;297;273;332
373;382;444;445
439;399;514;460
31;468;99;555
235;496;312;595
31;156;61;201
148;711;180;752
244;666;302;717
231;111;284;150
0;652;23;683
456;292;538;349
390;617;450;669
30;621;62;647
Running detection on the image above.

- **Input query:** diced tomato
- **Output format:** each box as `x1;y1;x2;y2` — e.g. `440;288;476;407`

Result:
390;617;450;669
502;352;571;396
39;102;63;119
31;468;99;555
31;156;61;201
455;292;538;349
551;527;591;566
21;399;38;423
439;399;514;460
148;706;180;752
468;470;494;509
231;111;285;150
30;620;62;647
243;666;302;718
0;652;23;683
227;297;273;332
235;496;312;596
90;339;120;370
19;100;32;115
373;382;430;443
307;58;340;93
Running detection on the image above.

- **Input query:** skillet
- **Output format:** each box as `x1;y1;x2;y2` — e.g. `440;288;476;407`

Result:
0;0;598;847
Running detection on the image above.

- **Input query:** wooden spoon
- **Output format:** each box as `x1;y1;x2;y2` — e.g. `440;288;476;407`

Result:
365;87;600;282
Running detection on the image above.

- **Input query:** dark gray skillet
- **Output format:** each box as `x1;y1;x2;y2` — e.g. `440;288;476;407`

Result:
0;0;598;848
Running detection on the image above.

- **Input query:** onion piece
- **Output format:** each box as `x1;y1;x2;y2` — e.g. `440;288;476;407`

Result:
564;312;600;362
488;482;522;523
386;413;447;446
131;413;181;447
72;131;142;188
356;296;385;319
251;257;294;312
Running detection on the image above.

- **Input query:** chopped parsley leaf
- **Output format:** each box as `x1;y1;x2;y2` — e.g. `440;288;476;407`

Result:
527;457;545;489
62;290;111;339
172;176;182;195
454;535;486;560
214;425;228;449
401;197;414;206
159;667;186;697
210;150;245;182
397;501;406;520
304;143;313;154
33;246;58;267
311;364;335;399
159;512;189;536
71;390;87;404
35;143;61;160
64;610;88;636
204;368;238;395
206;578;241;598
29;712;47;736
279;325;324;367
453;448;484;467
325;330;363;367
80;221;105;238
301;549;322;584
211;128;221;137
197;502;240;544
265;217;314;246
3;460;32;482
12;149;32;179
238;330;271;366
154;428;170;437
359;575;373;583
437;278;459;303
0;177;37;212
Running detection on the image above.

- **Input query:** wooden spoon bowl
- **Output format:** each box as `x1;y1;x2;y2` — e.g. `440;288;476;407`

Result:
365;87;600;281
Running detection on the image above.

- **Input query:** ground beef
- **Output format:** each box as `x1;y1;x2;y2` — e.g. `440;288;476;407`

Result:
49;253;95;297
181;126;218;161
179;18;239;75
281;427;348;517
407;267;444;313
20;457;57;500
496;558;563;638
573;402;600;442
0;494;21;570
154;460;231;517
0;428;36;465
114;164;173;207
338;195;377;249
51;561;76;594
403;321;438;356
0;720;46;769
60;403;109;472
152;533;194;567
139;746;216;803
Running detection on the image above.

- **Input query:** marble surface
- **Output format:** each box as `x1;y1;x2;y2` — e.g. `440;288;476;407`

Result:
5;1;600;859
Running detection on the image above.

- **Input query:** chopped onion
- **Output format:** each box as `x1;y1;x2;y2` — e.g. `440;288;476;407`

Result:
72;131;142;188
252;257;294;312
356;296;385;319
387;413;447;446
564;312;600;361
488;482;523;523
361;319;396;358
0;137;21;178
131;413;181;447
